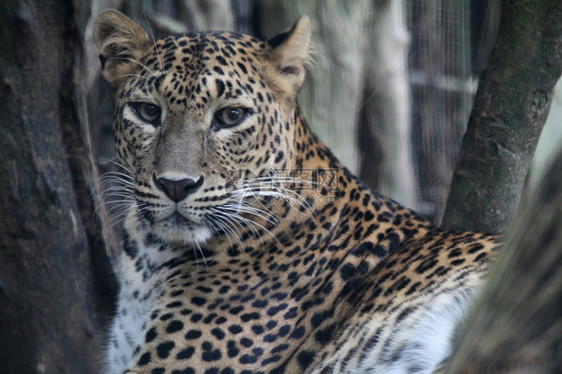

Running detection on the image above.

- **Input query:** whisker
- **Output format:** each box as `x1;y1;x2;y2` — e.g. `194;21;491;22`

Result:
194;241;208;271
108;72;151;83
213;206;280;245
222;203;278;226
210;209;245;242
123;57;156;77
97;161;138;228
205;216;234;249
214;209;265;245
138;5;163;71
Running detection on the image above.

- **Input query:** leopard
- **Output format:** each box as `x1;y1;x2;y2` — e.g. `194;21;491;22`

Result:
93;10;500;374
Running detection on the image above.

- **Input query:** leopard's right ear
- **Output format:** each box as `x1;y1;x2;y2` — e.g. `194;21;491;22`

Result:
93;10;151;88
265;16;311;101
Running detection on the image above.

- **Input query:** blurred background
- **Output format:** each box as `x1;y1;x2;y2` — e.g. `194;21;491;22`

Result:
86;0;562;225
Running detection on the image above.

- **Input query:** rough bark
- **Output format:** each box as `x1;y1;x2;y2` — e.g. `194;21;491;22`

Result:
0;0;115;372
441;0;562;233
446;146;562;374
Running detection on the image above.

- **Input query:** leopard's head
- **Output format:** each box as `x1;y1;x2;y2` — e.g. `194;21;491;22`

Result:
94;10;311;244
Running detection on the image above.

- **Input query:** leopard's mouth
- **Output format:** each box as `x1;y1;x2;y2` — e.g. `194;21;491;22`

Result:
167;211;192;226
151;211;214;244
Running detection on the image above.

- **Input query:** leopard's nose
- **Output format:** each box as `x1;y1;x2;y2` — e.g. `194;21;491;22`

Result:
153;174;204;202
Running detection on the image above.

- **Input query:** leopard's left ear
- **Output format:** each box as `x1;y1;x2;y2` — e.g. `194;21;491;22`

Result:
266;15;311;99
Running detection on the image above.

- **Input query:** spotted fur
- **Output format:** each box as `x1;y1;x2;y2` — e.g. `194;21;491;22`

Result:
94;10;500;374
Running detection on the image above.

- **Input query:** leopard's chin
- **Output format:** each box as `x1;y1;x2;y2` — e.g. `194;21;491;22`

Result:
152;212;213;245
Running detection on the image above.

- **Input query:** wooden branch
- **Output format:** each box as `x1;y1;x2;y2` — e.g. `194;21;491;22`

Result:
441;0;562;233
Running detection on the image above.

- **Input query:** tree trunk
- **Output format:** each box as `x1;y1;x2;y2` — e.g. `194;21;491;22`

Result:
445;145;562;374
0;1;115;372
441;0;562;233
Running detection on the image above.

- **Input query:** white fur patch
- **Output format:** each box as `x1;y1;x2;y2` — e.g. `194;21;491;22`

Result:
358;289;477;374
104;229;175;373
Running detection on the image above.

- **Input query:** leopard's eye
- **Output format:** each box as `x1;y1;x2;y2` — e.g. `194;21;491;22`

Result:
215;107;248;128
132;102;161;124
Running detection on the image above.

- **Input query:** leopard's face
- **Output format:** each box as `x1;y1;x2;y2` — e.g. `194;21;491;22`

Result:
103;26;309;244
